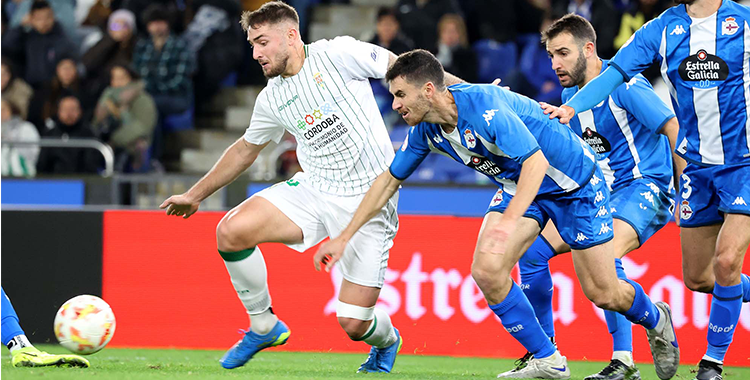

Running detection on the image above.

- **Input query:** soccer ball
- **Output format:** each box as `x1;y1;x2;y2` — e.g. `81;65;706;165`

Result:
54;295;116;355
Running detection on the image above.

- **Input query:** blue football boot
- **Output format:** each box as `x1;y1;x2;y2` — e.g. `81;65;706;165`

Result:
220;320;291;369
357;328;402;373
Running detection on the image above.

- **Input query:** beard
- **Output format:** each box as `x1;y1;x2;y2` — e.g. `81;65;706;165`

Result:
558;51;588;88
262;50;291;78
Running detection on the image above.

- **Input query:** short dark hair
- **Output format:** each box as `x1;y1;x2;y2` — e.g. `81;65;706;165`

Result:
142;4;170;25
386;49;445;91
541;13;597;47
240;1;299;32
30;0;51;12
111;61;140;81
377;7;397;22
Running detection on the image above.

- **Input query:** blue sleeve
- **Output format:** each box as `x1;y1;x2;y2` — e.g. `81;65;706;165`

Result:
560;88;574;104
565;67;625;114
611;75;675;134
389;126;431;180
610;16;665;81
475;101;541;164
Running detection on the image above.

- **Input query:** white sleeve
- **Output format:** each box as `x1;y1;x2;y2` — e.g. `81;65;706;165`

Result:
243;90;285;145
328;36;390;80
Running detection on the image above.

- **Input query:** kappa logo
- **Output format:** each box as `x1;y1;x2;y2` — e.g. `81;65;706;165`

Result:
640;191;656;206
625;77;639;90
599;223;612;235
722;17;739;36
732;197;747;206
483;109;499;126
594;191;605;203
464;129;476;148
575;233;588;242
433;135;444;144
670;24;686;36
590;174;602;186
596;206;608;217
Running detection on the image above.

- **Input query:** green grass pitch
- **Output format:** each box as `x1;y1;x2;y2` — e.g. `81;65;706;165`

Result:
2;345;749;379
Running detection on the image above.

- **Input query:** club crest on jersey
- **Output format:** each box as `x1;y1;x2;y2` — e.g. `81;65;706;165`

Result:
722;17;739;36
680;200;693;220
464;129;476;148
490;190;503;207
313;72;326;89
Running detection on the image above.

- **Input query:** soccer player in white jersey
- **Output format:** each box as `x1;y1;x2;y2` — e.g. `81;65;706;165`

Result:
548;1;750;379
159;1;463;372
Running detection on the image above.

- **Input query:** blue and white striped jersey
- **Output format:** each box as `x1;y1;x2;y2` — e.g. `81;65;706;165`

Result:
610;1;750;166
563;60;675;192
390;83;598;196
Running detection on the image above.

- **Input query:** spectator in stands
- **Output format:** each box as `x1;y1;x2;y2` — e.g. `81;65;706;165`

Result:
612;0;670;82
37;96;101;174
92;63;157;172
133;4;194;120
552;0;621;59
369;7;413;55
1;0;77;89
6;0;77;46
185;0;244;115
1;99;40;177
461;0;547;45
30;56;94;129
82;9;137;96
124;0;184;37
396;0;461;53
1;61;34;120
435;14;476;83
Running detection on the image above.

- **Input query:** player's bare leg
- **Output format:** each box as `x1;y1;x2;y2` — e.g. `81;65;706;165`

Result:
681;224;721;293
472;213;570;379
337;280;401;373
217;196;302;369
572;240;678;380
689;215;750;380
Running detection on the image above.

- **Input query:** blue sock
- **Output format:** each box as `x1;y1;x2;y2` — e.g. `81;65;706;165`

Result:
741;274;750;303
519;236;557;339
488;282;557;359
1;287;25;346
705;282;743;363
604;259;633;353
621;279;660;329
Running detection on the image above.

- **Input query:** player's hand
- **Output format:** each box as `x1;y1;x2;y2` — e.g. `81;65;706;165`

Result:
159;193;200;219
314;237;347;272
491;78;511;90
539;102;559;115
547;104;575;124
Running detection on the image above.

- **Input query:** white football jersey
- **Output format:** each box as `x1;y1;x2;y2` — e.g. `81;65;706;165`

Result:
244;36;394;196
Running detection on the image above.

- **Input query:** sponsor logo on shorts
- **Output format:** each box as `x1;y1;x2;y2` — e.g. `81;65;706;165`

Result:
640;191;656;206
599;223;612;235
575;233;588;242
732;197;747;206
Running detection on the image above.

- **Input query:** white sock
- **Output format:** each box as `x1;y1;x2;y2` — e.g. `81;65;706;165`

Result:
612;351;634;367
702;355;723;365
363;308;397;348
221;247;277;335
7;335;31;354
654;307;666;332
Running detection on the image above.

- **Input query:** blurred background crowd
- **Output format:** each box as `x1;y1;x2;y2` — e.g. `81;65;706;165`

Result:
1;0;738;182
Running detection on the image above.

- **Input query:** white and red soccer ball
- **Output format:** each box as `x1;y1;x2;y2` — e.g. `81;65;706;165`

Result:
54;295;116;354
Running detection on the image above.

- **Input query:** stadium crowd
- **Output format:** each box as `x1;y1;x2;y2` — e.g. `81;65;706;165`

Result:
0;0;709;177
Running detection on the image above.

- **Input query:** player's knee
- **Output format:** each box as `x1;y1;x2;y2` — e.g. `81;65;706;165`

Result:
216;218;257;252
471;264;506;293
583;287;618;311
337;317;371;340
713;248;744;284
683;276;713;293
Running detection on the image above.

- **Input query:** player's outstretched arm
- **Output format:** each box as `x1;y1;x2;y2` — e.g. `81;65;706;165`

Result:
660;117;685;225
160;138;269;218
550;67;625;124
314;170;403;272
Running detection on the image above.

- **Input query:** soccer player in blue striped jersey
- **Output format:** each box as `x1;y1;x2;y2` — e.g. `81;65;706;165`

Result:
504;14;683;380
548;2;750;379
314;50;680;380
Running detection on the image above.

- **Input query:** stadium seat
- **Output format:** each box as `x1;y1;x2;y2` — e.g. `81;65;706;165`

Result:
162;106;195;133
473;39;518;83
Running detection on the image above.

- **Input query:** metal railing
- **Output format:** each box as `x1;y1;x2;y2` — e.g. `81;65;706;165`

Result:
3;138;115;177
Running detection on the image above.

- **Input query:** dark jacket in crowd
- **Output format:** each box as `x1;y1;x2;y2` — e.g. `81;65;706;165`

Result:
82;33;137;95
1;22;76;88
396;0;462;53
369;33;414;56
553;0;621;59
37;118;101;174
